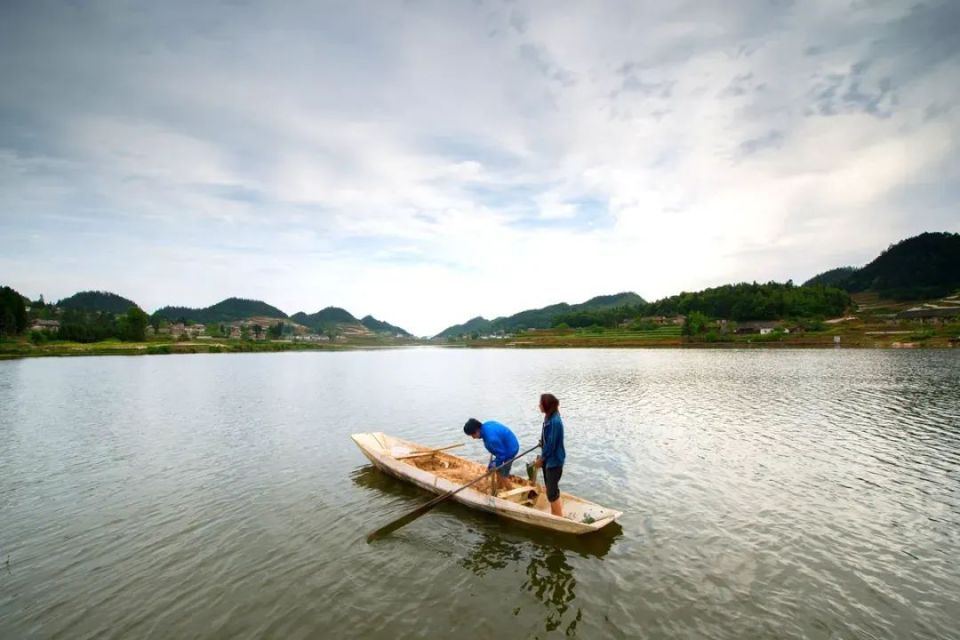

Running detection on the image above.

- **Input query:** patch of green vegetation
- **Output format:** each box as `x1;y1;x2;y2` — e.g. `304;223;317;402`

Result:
147;345;172;355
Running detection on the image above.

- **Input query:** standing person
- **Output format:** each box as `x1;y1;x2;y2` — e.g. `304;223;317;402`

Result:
463;418;519;491
534;393;565;517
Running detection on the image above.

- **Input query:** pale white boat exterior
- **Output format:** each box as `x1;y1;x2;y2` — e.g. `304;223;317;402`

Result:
352;432;622;535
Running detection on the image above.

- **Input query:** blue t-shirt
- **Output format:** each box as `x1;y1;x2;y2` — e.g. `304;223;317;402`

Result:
481;420;520;467
541;412;566;468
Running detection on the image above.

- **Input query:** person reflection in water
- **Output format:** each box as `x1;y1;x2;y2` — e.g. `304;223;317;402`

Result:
534;393;566;518
459;533;582;636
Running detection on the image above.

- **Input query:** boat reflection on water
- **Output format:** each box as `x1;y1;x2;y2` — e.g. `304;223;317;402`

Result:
458;520;622;635
352;464;623;636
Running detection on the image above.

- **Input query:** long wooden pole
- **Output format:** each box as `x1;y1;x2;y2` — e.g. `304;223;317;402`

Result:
366;443;541;542
395;443;464;460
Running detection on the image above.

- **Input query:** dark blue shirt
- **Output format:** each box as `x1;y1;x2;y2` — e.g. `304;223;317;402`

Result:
540;412;566;468
480;421;520;468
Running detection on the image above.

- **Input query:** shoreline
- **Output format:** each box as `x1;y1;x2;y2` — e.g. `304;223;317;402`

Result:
0;338;421;361
1;336;955;360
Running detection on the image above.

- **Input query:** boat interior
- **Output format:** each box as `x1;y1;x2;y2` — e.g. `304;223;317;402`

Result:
372;434;617;524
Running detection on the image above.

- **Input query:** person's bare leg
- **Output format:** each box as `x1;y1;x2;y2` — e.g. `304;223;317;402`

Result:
549;498;563;517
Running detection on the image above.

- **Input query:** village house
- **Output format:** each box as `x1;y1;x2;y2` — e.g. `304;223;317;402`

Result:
294;334;329;342
735;321;786;335
648;315;686;326
30;319;60;333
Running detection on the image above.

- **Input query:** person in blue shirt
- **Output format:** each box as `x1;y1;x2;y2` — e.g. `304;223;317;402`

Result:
463;418;520;491
534;393;566;517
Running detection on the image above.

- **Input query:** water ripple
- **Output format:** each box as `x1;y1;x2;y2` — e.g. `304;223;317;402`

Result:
1;350;959;638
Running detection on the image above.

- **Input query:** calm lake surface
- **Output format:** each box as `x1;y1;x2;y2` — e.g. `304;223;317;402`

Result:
1;348;958;638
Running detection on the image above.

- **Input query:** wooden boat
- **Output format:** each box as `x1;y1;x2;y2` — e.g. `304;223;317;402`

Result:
352;432;622;535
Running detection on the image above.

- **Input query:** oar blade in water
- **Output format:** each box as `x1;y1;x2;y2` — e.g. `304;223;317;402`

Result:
366;500;438;542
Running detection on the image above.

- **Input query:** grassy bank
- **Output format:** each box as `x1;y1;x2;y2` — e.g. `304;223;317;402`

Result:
0;337;417;360
447;301;960;349
452;326;959;349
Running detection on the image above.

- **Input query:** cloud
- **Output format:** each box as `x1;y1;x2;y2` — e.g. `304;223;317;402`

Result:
0;0;958;335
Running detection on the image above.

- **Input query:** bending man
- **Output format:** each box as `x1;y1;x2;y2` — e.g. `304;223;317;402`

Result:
463;418;519;492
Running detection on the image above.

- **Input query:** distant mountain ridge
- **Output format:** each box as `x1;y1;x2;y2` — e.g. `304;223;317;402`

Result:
360;315;412;336
33;231;960;338
58;291;140;314
435;292;645;338
149;298;413;336
154;297;288;324
290;306;358;330
286;306;413;337
803;232;960;299
435;316;493;340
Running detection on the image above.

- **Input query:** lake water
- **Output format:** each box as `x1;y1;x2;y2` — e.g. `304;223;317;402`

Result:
1;348;958;638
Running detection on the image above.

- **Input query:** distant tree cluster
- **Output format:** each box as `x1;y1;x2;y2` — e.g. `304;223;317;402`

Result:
553;305;640;328
645;281;850;321
57;307;149;342
268;321;285;339
0;286;28;336
551;282;851;328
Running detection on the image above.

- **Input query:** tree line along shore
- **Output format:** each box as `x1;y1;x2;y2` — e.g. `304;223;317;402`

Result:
1;287;958;359
3;232;958;358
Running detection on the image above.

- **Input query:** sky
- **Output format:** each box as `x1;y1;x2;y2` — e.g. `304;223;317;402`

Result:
1;1;958;336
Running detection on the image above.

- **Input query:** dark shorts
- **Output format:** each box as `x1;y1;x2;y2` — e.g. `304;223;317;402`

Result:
543;465;563;502
490;460;513;477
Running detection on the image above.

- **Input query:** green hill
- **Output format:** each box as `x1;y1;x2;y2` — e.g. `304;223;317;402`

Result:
841;232;960;299
435;292;646;338
290;306;358;331
578;292;646;309
801;232;960;299
154;297;288;324
803;267;859;288
435;316;493;339
58;291;140;314
360;315;411;336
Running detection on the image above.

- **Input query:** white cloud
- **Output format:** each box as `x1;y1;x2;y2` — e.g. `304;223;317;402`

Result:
0;0;958;335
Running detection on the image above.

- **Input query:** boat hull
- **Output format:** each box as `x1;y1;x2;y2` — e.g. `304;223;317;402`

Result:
352;432;622;535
